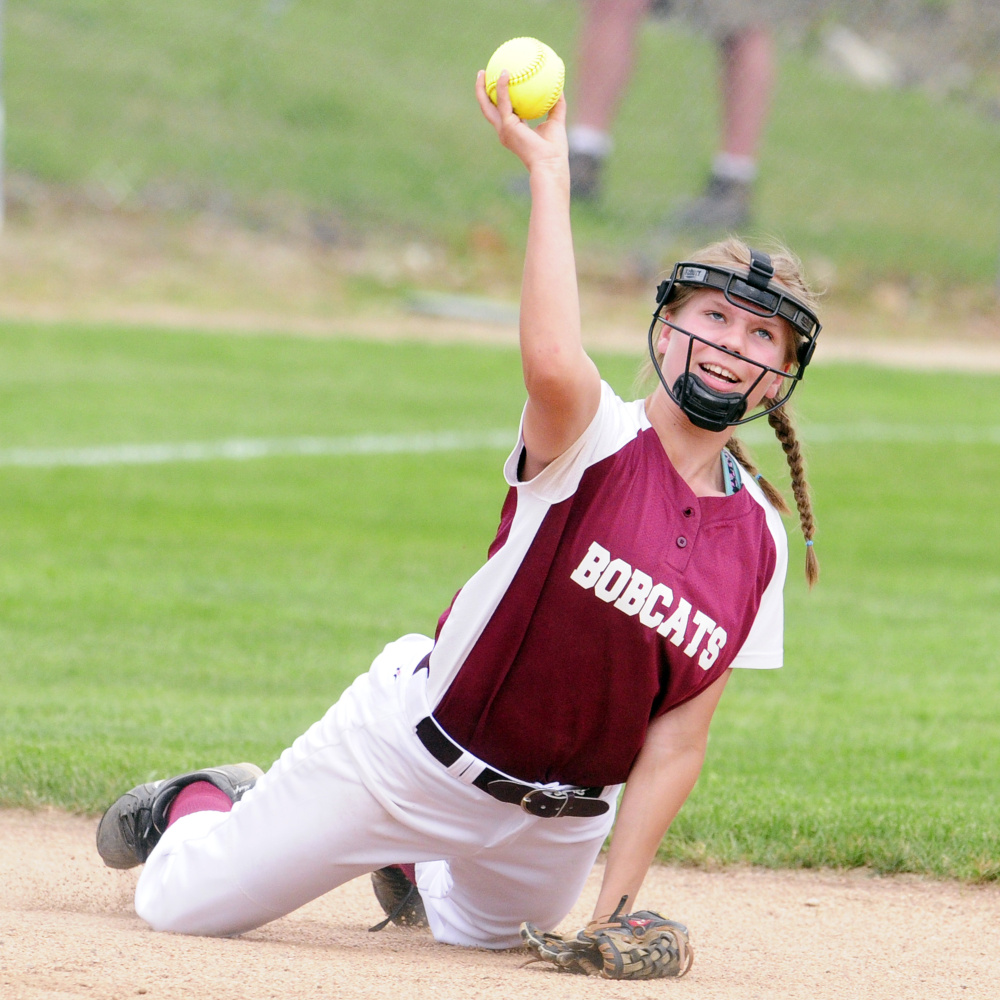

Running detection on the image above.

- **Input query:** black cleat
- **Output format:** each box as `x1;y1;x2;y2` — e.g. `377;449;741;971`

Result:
567;151;604;202
96;763;263;869
669;174;752;233
369;864;428;931
506;151;605;203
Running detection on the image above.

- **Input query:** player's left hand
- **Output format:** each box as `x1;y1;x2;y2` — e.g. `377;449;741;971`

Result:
476;69;568;178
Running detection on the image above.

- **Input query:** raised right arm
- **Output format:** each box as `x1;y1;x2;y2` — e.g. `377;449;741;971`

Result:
476;71;601;479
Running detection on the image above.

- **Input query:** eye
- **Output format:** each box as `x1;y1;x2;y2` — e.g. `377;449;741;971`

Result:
753;326;775;342
706;310;725;322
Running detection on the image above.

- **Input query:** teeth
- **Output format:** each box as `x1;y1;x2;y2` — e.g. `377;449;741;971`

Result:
701;363;739;383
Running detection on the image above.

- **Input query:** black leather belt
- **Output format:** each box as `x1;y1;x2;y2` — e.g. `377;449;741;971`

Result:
415;716;608;818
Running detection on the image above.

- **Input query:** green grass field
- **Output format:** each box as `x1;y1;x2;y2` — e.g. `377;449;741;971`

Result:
8;0;1000;287
1;320;998;882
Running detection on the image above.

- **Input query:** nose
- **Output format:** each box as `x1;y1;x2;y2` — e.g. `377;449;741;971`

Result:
710;318;746;356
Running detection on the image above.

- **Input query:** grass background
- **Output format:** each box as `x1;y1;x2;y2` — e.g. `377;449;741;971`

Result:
6;0;1000;292
1;322;998;882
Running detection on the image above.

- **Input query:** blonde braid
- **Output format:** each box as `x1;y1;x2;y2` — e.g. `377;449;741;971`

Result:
725;436;790;515
766;407;819;587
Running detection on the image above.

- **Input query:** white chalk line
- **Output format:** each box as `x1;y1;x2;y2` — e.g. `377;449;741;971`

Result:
0;430;515;469
0;424;998;470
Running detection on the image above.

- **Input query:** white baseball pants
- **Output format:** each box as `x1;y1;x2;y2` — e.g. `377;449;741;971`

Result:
134;634;619;948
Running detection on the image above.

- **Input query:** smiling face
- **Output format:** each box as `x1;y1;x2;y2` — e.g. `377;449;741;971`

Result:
656;288;795;413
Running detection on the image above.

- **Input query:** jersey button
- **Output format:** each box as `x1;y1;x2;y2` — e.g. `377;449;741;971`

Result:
676;536;688;548
682;507;694;518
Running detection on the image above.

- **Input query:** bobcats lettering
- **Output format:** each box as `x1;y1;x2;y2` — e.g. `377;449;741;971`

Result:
570;541;728;669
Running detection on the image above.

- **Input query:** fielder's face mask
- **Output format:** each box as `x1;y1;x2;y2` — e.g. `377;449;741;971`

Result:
647;248;822;432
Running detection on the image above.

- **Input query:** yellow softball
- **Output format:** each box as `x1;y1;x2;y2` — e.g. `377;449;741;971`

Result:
485;37;565;120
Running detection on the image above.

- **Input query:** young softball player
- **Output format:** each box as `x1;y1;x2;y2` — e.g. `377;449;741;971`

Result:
96;70;820;977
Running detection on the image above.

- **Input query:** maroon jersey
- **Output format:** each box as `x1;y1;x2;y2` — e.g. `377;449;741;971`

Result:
428;382;786;787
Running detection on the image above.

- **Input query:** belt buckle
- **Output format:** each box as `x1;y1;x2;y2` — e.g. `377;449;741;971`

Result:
520;788;570;818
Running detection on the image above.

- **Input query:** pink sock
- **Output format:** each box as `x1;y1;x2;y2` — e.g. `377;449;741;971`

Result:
167;781;233;826
398;863;417;885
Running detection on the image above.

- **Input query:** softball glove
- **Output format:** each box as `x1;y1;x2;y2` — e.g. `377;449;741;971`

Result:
520;896;693;980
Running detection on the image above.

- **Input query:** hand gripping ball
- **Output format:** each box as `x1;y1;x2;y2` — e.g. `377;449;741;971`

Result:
485;37;565;120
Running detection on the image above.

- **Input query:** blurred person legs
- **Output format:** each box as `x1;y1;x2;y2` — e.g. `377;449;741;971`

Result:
567;2;774;224
567;0;653;201
511;1;775;223
670;25;775;231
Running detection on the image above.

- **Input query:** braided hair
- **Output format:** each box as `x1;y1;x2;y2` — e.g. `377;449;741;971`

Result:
726;416;819;587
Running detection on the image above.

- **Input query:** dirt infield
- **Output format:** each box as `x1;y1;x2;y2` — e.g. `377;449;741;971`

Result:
2;808;997;1000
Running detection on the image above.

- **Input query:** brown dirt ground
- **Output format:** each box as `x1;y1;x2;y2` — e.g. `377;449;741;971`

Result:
2;808;998;1000
2;202;1000;998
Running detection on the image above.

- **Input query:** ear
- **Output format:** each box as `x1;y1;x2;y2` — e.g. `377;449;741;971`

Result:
763;363;793;400
655;315;672;355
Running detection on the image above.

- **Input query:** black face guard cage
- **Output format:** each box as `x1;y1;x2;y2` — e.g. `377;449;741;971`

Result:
647;250;822;432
